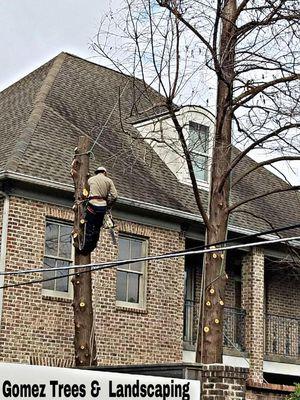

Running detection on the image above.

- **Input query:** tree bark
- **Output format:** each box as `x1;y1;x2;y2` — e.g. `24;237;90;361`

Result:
196;0;237;364
71;136;97;366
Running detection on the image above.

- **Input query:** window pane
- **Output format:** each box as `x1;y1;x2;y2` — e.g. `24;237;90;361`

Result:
56;260;69;292
43;257;56;290
118;237;130;270
59;225;72;259
189;122;209;153
127;273;139;303
193;155;208;182
45;223;59;256
116;270;127;301
130;239;143;272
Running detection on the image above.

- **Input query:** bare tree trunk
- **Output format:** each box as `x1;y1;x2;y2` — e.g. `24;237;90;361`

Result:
196;0;236;364
71;136;97;366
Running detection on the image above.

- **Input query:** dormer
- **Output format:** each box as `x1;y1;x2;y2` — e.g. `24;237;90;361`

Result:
134;105;214;190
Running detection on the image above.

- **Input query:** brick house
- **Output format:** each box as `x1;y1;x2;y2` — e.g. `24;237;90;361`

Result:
0;52;299;398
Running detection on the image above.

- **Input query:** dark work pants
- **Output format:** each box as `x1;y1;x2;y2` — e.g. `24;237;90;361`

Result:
81;203;107;255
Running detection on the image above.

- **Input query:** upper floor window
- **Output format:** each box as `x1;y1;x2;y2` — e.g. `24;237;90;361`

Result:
116;235;147;308
42;220;73;297
189;121;209;182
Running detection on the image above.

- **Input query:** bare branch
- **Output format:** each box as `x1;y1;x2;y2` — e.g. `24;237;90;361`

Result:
155;0;222;77
220;124;300;189
233;74;300;109
232;155;300;187
229;185;300;212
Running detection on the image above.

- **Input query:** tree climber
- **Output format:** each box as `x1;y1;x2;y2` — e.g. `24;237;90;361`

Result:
81;166;118;254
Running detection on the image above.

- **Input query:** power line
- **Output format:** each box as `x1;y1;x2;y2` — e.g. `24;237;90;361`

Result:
89;83;130;153
0;235;299;290
162;221;300;258
1;222;300;278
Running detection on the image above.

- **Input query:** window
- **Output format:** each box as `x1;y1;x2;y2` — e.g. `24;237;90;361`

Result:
189;121;209;182
116;235;147;308
42;220;73;297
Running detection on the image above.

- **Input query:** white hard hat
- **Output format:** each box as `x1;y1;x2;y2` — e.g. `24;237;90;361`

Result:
95;166;107;174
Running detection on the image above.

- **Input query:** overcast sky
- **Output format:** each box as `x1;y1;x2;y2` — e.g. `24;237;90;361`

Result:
0;0;120;91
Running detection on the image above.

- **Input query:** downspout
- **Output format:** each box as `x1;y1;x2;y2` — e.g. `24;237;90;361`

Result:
0;191;9;329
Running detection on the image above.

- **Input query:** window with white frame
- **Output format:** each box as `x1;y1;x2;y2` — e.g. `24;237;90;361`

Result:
116;235;147;307
42;220;73;296
189;121;210;182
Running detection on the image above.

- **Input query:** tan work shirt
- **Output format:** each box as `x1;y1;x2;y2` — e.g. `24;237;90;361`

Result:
88;173;118;206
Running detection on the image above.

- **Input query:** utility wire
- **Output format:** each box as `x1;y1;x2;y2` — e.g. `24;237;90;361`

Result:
0;235;299;290
1;222;300;278
180;222;300;257
89;83;130;153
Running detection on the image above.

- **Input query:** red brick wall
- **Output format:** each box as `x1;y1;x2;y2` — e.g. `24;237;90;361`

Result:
266;269;300;318
0;196;185;365
0;198;3;244
93;220;185;365
246;388;291;400
200;365;247;399
0;198;74;364
225;273;238;307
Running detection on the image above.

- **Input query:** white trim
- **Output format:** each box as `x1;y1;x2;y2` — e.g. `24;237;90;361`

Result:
182;350;196;363
264;360;300;377
133;105;215;128
183;352;300;377
223;355;249;368
0;192;9;328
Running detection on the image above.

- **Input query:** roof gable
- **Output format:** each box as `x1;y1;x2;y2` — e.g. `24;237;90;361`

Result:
0;52;299;237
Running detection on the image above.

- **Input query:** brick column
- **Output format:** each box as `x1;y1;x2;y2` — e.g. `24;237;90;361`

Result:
242;247;264;383
200;365;247;399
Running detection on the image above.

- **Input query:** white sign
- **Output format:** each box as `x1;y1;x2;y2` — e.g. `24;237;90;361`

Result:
0;363;200;400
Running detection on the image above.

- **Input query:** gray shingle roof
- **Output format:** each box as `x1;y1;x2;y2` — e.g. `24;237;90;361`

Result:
1;52;299;237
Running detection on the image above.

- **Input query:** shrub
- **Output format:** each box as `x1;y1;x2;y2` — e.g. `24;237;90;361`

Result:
287;385;300;400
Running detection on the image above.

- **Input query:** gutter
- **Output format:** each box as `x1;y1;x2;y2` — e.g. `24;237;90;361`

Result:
114;197;300;247
0;191;9;329
0;170;299;247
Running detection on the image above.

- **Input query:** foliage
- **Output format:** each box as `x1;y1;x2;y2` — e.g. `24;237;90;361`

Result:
287;385;300;400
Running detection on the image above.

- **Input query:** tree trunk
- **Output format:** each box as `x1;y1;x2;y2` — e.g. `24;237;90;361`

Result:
196;0;237;364
71;136;97;366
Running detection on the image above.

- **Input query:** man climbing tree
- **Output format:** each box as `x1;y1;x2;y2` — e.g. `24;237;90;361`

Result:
71;136;118;366
82;166;118;254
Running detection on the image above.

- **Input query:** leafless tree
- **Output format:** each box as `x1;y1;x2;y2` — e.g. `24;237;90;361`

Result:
92;0;300;364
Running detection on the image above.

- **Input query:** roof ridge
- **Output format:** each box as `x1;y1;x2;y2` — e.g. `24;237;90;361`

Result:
63;52;141;81
6;53;67;172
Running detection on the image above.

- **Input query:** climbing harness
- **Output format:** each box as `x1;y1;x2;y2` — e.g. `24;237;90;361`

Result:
78;203;117;254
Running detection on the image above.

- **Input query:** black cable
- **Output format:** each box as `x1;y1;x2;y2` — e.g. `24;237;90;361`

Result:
1;221;300;278
0;232;299;290
0;267;90;291
176;221;300;255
